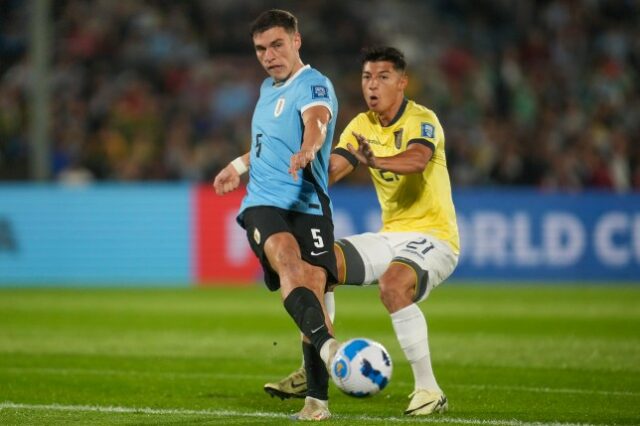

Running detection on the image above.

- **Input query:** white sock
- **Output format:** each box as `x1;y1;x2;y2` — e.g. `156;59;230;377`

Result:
305;396;328;406
301;292;336;368
324;291;336;323
390;304;441;392
319;338;337;365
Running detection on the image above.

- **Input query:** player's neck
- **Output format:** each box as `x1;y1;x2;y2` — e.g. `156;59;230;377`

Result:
377;96;406;127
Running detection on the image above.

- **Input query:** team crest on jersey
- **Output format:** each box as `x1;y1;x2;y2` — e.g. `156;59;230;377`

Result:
393;129;404;149
311;85;329;99
274;97;286;117
253;227;261;245
421;123;435;138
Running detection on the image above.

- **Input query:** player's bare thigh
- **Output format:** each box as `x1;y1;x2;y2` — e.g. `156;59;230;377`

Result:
264;233;322;295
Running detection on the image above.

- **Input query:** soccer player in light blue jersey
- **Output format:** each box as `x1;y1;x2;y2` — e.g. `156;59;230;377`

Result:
213;10;339;421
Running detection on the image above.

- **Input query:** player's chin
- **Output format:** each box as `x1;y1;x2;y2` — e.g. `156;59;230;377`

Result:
367;103;383;113
267;68;286;81
366;99;380;109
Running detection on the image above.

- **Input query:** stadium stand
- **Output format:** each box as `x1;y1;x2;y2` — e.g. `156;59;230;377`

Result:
1;0;639;190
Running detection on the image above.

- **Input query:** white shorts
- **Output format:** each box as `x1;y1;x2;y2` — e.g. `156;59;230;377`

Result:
336;232;458;302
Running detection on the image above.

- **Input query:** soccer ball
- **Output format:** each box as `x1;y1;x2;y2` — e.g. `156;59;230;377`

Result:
330;338;393;397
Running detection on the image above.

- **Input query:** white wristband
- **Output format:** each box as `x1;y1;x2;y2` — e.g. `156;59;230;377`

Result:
230;157;248;175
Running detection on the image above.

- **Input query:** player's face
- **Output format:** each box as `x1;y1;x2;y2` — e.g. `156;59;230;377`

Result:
253;26;302;83
361;61;407;114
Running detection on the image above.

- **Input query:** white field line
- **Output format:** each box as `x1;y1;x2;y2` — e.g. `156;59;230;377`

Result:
447;383;639;398
3;366;639;398
0;401;599;426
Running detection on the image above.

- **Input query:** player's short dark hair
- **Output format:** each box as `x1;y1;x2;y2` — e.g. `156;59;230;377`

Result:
361;46;407;72
250;9;298;37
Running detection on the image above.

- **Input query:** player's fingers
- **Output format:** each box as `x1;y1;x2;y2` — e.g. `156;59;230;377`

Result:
351;131;365;143
213;176;224;194
289;160;299;181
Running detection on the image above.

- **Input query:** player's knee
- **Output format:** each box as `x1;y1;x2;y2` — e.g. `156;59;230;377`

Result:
273;247;304;281
379;279;408;312
379;266;416;312
304;265;327;291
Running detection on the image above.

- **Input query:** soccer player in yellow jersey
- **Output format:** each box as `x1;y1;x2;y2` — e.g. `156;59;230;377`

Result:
264;46;459;416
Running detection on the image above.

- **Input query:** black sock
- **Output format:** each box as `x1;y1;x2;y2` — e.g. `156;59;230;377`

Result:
303;342;329;400
283;287;333;353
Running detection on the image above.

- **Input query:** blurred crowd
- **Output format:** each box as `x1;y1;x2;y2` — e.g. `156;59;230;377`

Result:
1;0;639;191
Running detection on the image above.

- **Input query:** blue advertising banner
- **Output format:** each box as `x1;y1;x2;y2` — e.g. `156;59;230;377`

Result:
1;184;638;285
0;184;190;285
330;188;640;281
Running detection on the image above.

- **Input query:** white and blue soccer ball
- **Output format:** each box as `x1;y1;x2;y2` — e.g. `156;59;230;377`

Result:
330;338;393;397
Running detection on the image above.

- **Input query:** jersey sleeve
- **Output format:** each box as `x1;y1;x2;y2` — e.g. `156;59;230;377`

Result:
296;76;336;119
405;113;442;153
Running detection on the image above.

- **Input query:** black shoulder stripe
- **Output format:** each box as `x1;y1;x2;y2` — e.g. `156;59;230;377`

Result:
408;138;435;153
332;147;358;168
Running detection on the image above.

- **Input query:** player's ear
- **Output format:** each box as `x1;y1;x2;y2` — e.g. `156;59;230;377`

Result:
293;32;302;49
399;73;408;90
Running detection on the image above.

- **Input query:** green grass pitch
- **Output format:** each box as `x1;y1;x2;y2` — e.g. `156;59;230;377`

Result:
1;284;639;425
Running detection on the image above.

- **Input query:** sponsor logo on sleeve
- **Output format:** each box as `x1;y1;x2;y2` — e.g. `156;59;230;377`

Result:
311;85;329;99
421;123;435;139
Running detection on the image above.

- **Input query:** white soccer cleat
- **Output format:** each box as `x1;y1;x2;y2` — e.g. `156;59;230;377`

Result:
291;396;331;421
404;389;448;416
264;366;307;400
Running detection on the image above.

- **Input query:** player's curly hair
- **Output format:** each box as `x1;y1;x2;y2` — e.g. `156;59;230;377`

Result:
361;46;407;72
250;9;298;37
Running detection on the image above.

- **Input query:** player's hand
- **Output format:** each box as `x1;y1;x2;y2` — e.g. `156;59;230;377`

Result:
289;148;316;181
348;132;378;168
213;164;241;195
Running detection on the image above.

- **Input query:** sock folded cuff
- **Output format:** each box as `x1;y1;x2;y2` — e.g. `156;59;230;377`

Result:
390;303;422;322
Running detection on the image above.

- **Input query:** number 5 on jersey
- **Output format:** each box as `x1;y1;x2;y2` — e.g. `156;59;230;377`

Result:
255;133;263;157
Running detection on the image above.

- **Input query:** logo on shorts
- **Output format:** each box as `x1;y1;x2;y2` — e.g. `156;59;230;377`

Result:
274;97;285;117
253;227;261;245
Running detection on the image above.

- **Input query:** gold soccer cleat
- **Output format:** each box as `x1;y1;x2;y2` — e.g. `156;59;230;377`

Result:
264;366;307;400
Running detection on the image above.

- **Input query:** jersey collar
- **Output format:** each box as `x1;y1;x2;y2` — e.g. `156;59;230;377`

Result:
381;98;408;127
273;64;310;88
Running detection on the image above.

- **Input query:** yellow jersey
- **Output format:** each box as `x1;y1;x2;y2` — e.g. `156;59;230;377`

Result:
334;99;459;254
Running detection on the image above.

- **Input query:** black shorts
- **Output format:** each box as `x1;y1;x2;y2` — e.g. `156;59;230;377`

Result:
239;206;337;291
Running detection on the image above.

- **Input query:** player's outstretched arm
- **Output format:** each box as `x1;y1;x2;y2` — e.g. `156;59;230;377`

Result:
213;152;250;195
349;131;433;174
289;105;332;180
328;154;354;185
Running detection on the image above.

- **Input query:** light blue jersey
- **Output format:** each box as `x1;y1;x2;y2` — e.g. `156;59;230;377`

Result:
239;65;338;219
